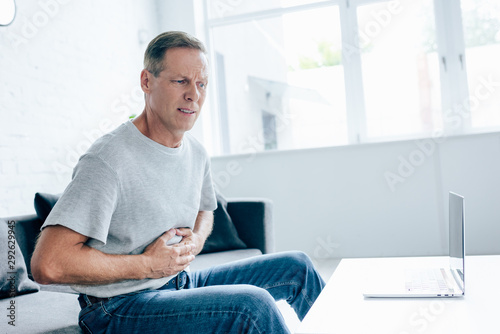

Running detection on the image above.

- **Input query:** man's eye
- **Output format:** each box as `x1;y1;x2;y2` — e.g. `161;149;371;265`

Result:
174;80;185;84
199;82;207;89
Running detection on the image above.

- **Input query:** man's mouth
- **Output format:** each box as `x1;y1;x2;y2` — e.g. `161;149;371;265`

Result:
178;108;196;114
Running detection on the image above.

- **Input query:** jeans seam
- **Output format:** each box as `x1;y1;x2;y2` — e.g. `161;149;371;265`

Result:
198;266;215;287
79;319;93;334
100;302;114;317
264;280;314;307
263;280;296;289
300;288;314;308
101;309;264;333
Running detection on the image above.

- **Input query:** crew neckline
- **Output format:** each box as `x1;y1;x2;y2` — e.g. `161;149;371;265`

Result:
126;120;186;155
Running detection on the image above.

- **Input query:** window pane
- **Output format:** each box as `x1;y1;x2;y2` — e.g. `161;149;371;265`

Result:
357;0;442;139
212;6;347;154
461;0;500;129
208;0;326;20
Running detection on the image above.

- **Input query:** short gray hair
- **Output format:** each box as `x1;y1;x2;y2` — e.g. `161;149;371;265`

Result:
144;31;207;77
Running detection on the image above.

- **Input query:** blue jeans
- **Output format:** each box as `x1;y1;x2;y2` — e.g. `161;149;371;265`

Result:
78;251;325;334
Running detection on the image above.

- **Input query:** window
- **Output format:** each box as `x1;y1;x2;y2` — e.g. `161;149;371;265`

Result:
204;0;500;155
357;0;442;138
208;0;327;19
460;0;500;129
209;4;346;154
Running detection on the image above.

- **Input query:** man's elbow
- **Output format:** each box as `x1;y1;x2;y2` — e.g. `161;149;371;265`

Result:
31;254;64;285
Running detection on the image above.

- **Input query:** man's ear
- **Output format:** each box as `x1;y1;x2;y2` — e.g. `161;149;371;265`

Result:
140;69;152;93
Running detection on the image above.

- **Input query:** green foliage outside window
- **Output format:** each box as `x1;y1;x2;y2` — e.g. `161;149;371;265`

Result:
297;40;342;70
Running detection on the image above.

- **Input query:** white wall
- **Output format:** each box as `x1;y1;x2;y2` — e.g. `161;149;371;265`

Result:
0;0;160;216
211;132;500;259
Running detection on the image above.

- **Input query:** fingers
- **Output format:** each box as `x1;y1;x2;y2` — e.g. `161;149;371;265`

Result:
159;229;177;242
175;228;193;237
171;242;195;256
164;246;195;273
176;253;195;267
174;228;196;249
143;232;196;279
154;229;194;252
145;230;191;256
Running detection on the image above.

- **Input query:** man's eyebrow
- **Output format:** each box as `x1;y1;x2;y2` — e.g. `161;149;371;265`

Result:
170;73;206;79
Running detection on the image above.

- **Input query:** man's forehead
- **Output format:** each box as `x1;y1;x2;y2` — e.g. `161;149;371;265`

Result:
166;66;209;80
163;48;209;76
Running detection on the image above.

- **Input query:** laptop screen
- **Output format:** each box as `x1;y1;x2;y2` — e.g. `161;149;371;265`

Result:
449;192;465;289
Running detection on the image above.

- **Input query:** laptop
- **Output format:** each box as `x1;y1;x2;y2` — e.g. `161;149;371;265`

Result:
363;192;465;298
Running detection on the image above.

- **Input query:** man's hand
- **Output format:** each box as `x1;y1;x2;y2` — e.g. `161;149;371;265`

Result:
176;228;205;256
142;229;195;279
176;211;214;256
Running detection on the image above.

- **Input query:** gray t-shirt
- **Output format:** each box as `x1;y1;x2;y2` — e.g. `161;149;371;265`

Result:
42;120;217;297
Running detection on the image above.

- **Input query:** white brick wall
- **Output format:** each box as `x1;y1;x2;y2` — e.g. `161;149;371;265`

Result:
0;0;160;216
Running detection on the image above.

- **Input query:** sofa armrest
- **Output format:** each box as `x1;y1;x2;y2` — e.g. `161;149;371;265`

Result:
226;198;274;254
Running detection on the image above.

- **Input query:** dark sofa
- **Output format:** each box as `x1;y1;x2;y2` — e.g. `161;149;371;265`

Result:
0;196;274;334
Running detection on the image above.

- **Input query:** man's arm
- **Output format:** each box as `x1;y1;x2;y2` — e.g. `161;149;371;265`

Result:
31;225;195;285
177;211;214;255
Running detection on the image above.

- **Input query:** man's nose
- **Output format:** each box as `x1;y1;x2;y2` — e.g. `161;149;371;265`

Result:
185;83;200;102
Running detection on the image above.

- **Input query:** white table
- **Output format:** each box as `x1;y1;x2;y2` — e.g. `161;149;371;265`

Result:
297;255;500;334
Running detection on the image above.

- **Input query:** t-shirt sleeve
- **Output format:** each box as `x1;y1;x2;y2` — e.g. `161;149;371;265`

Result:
199;158;217;212
42;154;119;245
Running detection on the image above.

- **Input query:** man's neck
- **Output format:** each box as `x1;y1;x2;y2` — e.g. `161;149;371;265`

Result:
132;111;183;148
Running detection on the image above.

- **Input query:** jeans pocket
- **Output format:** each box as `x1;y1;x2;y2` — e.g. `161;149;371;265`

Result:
79;318;94;334
79;303;109;334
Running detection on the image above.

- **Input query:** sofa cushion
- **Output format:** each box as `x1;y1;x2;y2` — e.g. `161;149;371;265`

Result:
201;192;247;254
0;290;82;333
10;214;43;278
0;219;40;300
34;192;60;222
191;249;263;271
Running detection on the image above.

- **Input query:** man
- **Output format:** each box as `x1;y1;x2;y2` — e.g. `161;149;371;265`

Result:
31;31;325;333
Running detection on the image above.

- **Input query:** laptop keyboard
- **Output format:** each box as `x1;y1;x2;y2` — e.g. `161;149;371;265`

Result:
405;268;452;292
